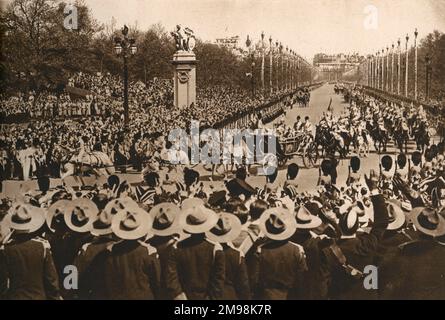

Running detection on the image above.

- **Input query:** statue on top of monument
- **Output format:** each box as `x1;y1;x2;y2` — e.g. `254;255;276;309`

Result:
171;25;196;52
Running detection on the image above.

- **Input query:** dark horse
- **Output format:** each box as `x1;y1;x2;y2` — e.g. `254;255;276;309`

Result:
366;121;388;153
393;123;410;154
315;125;347;158
413;121;430;154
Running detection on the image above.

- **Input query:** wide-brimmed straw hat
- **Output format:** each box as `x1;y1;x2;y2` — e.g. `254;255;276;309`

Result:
258;207;297;240
149;203;181;236
111;207;153;240
46;200;71;232
386;200;406;230
5;203;45;233
409;207;445;237
178;203;218;234
205;212;242;243
64;198;98;233
295;205;322;229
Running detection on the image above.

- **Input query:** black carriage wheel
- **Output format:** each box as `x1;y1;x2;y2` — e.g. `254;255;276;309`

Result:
303;143;318;168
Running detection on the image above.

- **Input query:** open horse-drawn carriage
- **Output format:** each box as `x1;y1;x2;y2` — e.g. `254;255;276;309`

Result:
279;133;319;168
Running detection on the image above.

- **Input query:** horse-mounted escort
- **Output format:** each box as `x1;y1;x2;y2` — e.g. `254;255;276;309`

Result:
296;88;310;108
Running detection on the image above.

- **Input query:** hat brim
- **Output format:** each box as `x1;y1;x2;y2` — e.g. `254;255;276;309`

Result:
46;200;71;232
386;202;406;230
205;213;242;243
410;207;445;237
64;199;98;233
178;208;218;234
259;208;297;241
149;203;181;236
111;209;153;240
295;215;323;229
6;206;45;233
90;216;113;236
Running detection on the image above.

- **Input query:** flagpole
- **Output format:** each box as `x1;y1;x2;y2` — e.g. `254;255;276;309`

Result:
375;51;380;89
386;47;389;92
397;38;401;95
405;34;409;97
414;28;418;100
275;41;279;91
261;31;265;93
381;48;384;91
269;36;273;94
391;43;395;93
280;43;284;90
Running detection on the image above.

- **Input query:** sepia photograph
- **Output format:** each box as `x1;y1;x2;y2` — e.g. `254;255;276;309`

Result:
0;0;445;303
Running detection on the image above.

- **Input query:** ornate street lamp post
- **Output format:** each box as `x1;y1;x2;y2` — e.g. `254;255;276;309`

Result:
114;25;137;126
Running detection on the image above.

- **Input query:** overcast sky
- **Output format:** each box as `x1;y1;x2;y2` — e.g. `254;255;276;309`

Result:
4;0;445;61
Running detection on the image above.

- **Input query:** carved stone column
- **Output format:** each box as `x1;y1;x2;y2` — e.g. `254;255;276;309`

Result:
172;51;197;109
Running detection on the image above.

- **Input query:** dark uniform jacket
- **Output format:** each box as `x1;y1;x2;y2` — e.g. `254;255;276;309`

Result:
149;236;178;300
166;234;225;300
249;240;308;300
73;236;115;299
376;227;420;265
99;240;161;300
325;194;389;300
379;239;445;299
0;235;61;300
221;244;250;300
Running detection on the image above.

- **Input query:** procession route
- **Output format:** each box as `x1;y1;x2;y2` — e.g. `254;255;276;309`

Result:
0;84;432;198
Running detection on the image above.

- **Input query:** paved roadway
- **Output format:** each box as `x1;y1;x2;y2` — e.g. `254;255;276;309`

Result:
1;84;440;198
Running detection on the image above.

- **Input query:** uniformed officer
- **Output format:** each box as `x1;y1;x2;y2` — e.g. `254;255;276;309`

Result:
166;202;224;300
206;212;250;300
100;206;161;300
148;202;184;300
379;206;445;299
251;207;308;300
0;203;61;300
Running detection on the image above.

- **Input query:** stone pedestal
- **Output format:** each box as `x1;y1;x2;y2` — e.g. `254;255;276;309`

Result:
172;51;197;109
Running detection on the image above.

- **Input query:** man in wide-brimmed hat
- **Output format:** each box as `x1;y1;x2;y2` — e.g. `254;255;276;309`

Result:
0;203;61;300
72;196;132;299
166;202;224;300
205;212;250;300
379;205;445;299
98;206;160;299
249;207;307;300
148;202;184;299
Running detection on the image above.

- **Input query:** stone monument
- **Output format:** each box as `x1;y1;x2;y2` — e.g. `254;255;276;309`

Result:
171;25;197;109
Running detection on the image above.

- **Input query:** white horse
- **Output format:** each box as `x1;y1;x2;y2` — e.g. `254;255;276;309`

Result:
60;150;115;180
